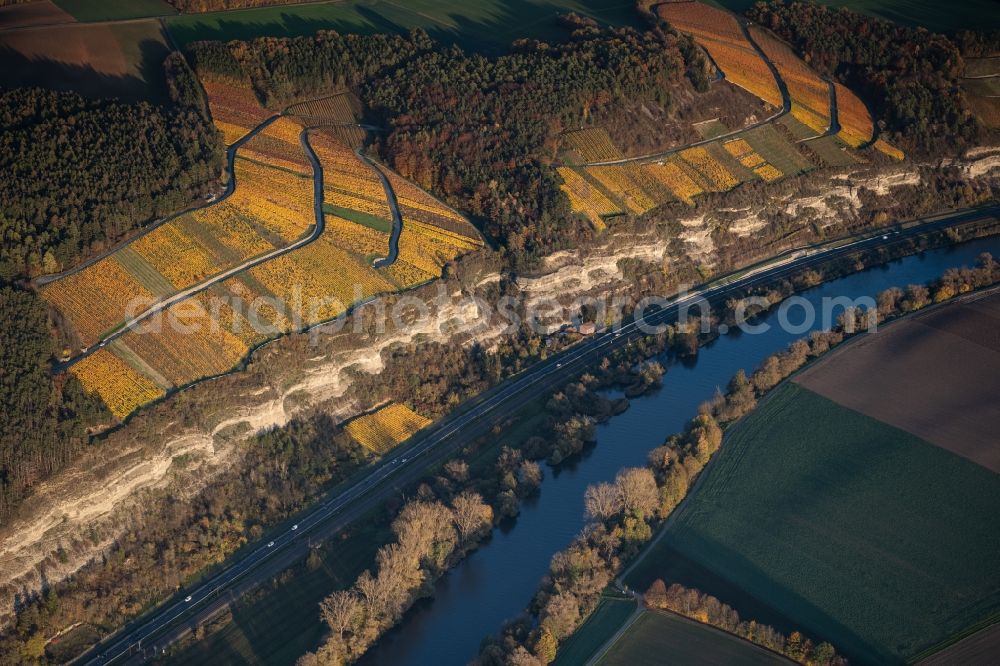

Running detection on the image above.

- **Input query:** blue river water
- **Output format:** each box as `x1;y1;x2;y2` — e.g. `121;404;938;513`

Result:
359;236;1000;666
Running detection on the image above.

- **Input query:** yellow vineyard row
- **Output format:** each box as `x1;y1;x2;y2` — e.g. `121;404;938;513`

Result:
344;403;431;454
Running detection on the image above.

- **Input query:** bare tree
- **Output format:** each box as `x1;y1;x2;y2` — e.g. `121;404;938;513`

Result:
584;482;622;521
355;570;388;619
615;467;658;518
320;589;360;637
451;491;493;542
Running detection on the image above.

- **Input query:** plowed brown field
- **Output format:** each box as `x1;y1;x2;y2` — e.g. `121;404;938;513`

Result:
795;291;1000;472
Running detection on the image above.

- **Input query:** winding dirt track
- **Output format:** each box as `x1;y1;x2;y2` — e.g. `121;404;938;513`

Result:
54;120;327;374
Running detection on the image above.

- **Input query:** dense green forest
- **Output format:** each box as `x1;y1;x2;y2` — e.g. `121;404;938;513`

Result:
0;52;223;522
0;52;223;281
746;0;980;153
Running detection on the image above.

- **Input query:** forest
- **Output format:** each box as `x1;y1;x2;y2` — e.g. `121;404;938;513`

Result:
746;0;981;154
0;52;222;522
0;53;222;281
189;16;705;266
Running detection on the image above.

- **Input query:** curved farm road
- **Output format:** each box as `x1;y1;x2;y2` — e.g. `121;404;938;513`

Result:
570;16;791;168
356;150;403;268
36;115;281;287
73;205;1000;666
55;123;326;373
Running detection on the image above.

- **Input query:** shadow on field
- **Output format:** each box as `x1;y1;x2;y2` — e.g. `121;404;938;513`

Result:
0;38;169;103
634;536;886;665
168;0;645;54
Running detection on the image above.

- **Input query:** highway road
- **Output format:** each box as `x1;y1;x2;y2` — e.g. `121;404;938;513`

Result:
76;204;999;665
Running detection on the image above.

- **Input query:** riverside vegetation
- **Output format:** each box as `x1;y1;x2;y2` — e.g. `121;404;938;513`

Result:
3;2;1000;662
474;251;1000;666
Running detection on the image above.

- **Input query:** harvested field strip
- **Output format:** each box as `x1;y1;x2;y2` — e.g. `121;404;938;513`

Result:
629;382;1000;664
805;135;858;167
557;166;621;229
344;403;431;454
286;92;359;123
794;296;1000;473
69;348;166;419
115;246;176;297
563;127;624;162
200;77;271;146
692;118;730;140
750;26;830;134
40;256;155;346
743;124;814;176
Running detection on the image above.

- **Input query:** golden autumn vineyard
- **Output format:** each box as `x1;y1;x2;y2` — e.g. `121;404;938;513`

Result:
555;1;906;225
344;403;433;454
45;2;909;422
43;74;483;419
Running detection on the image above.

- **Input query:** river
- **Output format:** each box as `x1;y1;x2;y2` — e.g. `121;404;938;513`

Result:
359;236;1000;666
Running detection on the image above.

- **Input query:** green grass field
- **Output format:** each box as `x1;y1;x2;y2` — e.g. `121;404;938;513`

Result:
324;204;393;233
166;0;645;51
553;594;636;666
707;0;1000;31
53;0;176;22
744;124;814;176
597;611;789;666
804;135;859;168
625;383;1000;665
